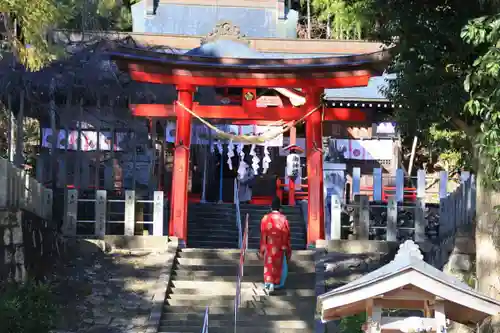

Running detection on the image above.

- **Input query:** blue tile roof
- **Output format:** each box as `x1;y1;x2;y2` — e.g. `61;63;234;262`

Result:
180;42;361;59
324;75;395;101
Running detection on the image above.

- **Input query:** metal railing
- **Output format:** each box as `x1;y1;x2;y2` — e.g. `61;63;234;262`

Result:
201;306;209;333
234;178;243;248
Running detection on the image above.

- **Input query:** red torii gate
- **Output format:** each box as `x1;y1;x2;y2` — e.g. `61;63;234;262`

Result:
108;45;388;246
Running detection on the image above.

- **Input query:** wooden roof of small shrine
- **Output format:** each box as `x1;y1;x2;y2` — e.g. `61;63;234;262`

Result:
317;240;500;326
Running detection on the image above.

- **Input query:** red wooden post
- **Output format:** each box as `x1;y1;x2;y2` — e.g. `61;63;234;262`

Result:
169;86;194;244
288;126;297;206
276;177;283;203
305;88;325;245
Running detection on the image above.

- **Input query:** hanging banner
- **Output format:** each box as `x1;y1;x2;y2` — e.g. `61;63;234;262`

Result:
41;128;126;151
330;139;394;161
360;140;394;160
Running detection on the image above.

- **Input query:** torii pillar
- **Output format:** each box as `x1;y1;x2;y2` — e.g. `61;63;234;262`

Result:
169;85;195;245
305;88;325;244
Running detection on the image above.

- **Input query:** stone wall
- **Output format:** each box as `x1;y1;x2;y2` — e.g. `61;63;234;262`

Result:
0;208;63;282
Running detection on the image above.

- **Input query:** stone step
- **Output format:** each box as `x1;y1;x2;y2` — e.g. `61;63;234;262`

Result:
187;216;304;223
179;248;314;257
170;274;315;286
188;209;304;217
161;312;313;322
159;319;311;329
169;287;316;297
187;219;306;227
186;232;306;243
186;240;239;248
162;305;312;316
164;295;316;308
173;264;316;275
158;325;313;333
176;256;314;267
189;203;302;212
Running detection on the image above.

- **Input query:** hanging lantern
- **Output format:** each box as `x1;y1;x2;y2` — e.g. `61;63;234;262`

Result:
286;151;301;180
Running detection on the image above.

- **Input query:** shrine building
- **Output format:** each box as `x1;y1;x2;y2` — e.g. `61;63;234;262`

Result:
38;0;400;247
318;240;500;332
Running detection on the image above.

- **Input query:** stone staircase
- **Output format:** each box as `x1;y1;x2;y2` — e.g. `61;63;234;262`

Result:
187;203;307;249
159;248;316;332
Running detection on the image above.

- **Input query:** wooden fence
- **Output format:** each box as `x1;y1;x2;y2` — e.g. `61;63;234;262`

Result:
328;170;476;242
62;189;165;236
0;158;53;220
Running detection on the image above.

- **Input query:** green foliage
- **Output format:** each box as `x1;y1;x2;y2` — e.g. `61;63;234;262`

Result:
462;14;500;188
1;0;137;71
310;0;376;39
428;124;470;172
0;281;57;333
0;0;73;70
62;0;138;32
338;312;367;333
372;0;492;173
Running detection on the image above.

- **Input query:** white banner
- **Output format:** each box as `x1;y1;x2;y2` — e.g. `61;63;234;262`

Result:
331;139;394;161
41;128;127;151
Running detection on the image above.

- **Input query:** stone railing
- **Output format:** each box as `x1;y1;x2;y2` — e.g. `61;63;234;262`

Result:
328;172;475;246
0;158;58;282
424;174;476;269
0;158;53;219
62;189;166;237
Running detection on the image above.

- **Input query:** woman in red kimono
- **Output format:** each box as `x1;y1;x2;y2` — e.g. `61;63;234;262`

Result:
259;197;292;293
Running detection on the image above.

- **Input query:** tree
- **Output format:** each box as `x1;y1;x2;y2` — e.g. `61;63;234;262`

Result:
62;0;140;32
372;0;484;173
461;15;500;331
309;0;376;39
373;0;500;330
0;0;73;71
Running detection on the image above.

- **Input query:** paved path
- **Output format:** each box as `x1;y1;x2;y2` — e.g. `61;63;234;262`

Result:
51;248;169;333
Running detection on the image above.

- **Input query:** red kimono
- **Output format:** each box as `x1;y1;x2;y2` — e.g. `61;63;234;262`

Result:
259;211;292;285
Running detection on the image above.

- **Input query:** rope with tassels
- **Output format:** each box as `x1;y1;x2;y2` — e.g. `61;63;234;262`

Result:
175;101;323;144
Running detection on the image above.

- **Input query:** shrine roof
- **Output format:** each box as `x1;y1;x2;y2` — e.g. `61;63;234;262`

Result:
185;40;260;58
324;74;395;102
107;41;389;73
317;240;500;325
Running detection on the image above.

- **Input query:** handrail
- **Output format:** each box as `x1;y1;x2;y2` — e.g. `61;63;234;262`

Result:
201;306;209;333
276;177;309;204
234;178;243;248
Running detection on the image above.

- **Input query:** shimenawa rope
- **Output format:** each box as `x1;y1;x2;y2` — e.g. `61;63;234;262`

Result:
175;101;322;144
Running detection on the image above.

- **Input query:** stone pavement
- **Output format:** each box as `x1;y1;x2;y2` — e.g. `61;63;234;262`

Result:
50;246;173;333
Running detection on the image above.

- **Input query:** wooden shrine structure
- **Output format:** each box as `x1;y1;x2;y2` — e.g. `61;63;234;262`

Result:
317;240;500;332
107;43;389;245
